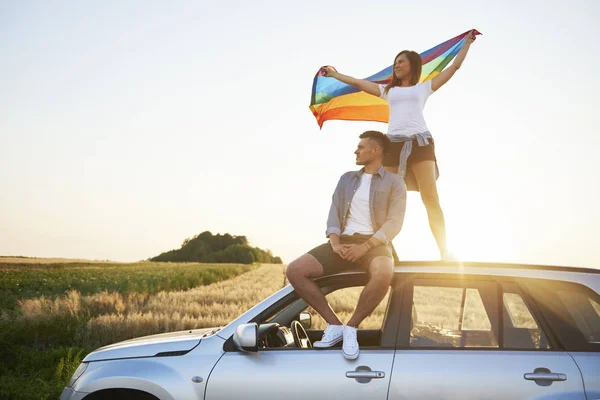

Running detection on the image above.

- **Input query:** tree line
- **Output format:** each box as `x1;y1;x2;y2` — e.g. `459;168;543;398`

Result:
150;231;282;264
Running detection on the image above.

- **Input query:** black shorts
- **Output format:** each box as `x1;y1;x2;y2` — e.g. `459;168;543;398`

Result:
308;234;393;276
383;139;436;167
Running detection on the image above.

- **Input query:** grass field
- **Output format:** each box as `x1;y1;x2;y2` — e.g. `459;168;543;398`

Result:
2;257;535;399
0;259;262;400
0;260;254;310
2;259;389;399
0;256;119;264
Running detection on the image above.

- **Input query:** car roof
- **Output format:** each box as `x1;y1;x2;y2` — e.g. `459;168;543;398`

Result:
393;260;600;275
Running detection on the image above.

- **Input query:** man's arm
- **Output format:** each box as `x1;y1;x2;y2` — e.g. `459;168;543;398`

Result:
326;175;352;258
365;176;407;250
325;175;344;238
329;233;341;248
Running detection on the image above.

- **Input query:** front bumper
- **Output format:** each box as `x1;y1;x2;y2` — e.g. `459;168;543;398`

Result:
60;387;88;400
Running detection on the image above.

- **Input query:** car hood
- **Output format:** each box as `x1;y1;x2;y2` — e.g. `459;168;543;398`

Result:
84;327;220;362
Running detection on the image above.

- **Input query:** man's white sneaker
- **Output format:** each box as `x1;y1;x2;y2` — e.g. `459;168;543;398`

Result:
342;325;359;360
313;324;344;348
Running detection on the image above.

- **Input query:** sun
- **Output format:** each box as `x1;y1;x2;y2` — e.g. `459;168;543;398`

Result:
392;193;514;264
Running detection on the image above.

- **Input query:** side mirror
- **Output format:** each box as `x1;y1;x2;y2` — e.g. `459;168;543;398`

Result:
299;312;311;330
233;323;258;352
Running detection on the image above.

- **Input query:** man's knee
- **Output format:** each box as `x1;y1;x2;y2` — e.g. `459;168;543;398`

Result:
368;257;394;283
286;254;323;281
285;259;303;281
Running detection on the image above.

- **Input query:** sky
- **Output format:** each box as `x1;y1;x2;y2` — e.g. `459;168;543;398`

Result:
1;0;599;268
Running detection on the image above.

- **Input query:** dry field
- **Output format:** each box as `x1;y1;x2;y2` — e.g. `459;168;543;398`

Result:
4;259;556;400
18;264;288;346
0;256;120;264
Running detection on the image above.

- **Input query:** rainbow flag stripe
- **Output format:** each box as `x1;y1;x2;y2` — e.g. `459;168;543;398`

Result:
309;30;481;128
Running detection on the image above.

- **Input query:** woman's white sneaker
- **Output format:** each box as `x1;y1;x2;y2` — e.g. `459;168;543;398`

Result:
313;324;344;348
342;325;359;360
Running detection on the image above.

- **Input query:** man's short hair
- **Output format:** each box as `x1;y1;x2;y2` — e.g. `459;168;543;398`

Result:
359;130;391;154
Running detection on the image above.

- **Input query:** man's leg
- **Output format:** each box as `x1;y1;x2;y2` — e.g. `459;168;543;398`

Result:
286;253;342;326
342;256;393;360
346;256;394;328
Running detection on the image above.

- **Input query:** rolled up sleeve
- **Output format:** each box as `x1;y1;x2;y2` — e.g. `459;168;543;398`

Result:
325;176;344;237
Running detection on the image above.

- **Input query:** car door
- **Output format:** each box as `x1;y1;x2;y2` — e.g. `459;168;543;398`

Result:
204;284;399;400
525;278;600;399
388;275;586;400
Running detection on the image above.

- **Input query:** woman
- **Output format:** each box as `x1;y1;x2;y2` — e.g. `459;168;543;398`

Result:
321;31;477;261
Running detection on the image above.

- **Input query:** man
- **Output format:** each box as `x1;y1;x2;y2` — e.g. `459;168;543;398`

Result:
286;130;406;360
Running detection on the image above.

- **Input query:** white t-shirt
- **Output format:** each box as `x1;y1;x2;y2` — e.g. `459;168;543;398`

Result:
342;173;374;235
378;80;434;138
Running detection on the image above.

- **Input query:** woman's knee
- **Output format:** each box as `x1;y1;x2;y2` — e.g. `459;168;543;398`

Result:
420;191;440;209
416;186;439;209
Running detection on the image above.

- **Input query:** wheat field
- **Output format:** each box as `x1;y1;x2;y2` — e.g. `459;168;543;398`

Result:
3;260;552;400
0;257;120;264
16;264;286;346
13;263;389;348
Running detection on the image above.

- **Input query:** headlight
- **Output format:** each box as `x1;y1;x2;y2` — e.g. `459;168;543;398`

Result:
67;363;88;387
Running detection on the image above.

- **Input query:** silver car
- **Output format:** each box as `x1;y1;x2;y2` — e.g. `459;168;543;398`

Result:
61;261;600;400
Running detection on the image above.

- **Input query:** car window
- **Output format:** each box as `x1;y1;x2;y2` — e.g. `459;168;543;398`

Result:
308;286;391;330
502;283;550;349
557;289;600;344
590;298;600;318
409;280;498;348
523;278;600;351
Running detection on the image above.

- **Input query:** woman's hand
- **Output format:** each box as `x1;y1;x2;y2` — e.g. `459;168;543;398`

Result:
431;29;478;91
465;30;477;45
320;66;337;78
318;66;381;97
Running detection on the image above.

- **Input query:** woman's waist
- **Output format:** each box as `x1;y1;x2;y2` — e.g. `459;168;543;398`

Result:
387;130;433;143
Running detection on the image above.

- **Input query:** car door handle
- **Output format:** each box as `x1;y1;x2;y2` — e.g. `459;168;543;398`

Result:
524;373;567;382
346;371;385;379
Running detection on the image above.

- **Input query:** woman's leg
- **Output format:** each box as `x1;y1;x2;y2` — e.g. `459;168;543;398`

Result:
410;160;450;258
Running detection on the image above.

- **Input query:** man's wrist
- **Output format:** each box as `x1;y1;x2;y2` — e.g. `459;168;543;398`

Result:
365;237;380;250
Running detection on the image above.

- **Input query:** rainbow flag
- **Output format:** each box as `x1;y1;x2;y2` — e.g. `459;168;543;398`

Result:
309;30;481;128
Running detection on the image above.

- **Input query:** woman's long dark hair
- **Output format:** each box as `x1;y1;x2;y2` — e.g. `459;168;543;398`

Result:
384;50;422;96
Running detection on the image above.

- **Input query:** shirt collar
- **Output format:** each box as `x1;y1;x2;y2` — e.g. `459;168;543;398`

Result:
355;166;386;178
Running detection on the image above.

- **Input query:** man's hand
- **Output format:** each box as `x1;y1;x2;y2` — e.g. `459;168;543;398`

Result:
344;244;369;262
331;243;351;258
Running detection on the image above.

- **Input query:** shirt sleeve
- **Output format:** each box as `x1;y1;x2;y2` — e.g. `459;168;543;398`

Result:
422;80;434;96
378;84;388;100
325;174;345;238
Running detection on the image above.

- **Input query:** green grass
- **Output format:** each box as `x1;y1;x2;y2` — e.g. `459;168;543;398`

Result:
0;261;259;399
0;345;86;400
0;261;255;311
